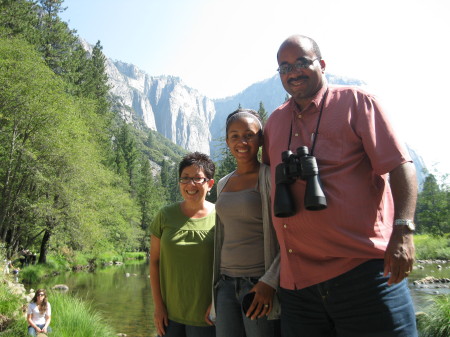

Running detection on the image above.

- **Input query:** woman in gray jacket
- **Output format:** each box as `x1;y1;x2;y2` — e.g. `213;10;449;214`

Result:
206;109;280;337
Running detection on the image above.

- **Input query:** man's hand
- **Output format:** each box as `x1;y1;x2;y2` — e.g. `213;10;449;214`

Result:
384;227;415;285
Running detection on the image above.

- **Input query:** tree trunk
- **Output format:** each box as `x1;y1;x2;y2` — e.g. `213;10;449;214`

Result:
38;229;51;264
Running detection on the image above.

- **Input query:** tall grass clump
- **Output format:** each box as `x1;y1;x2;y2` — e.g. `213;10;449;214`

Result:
417;295;450;337
0;280;27;336
50;291;117;337
123;251;146;260
415;234;450;260
96;251;123;265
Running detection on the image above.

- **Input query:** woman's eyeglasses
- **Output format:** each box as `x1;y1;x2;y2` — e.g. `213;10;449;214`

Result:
179;177;210;184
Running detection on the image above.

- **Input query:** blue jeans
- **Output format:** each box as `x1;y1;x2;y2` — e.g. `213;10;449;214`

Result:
157;319;215;337
215;275;277;337
28;324;52;336
279;259;417;337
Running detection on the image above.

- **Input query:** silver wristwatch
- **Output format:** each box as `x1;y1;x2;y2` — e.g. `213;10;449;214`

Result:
394;219;416;231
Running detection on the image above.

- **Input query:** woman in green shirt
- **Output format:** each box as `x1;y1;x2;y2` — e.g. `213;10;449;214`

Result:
150;152;216;337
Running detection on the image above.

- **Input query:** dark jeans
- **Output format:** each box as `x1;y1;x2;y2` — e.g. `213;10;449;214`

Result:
279;259;418;337
157;319;215;337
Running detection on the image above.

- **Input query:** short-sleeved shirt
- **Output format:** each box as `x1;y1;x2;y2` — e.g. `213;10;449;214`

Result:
150;202;215;326
27;302;51;325
263;85;411;290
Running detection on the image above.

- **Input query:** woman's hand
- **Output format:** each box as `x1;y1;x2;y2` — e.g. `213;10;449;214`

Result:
153;303;169;336
205;303;214;325
245;281;275;320
204;303;214;325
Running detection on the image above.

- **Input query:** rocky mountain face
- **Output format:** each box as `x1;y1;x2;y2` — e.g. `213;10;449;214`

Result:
104;57;426;185
107;60;215;155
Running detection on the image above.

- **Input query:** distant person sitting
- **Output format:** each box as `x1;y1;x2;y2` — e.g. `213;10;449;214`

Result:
27;289;52;336
3;258;12;274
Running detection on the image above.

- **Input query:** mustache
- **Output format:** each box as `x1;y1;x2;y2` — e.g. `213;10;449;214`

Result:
288;75;308;84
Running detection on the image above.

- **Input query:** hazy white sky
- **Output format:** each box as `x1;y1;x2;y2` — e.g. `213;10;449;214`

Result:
60;0;450;175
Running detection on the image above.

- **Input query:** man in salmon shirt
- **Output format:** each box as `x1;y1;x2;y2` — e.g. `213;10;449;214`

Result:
263;34;418;337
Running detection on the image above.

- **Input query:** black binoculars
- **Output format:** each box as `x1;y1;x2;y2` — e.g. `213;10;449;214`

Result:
274;146;327;217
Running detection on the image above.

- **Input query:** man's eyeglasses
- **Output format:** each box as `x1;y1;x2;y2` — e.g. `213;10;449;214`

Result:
179;177;210;184
277;58;320;75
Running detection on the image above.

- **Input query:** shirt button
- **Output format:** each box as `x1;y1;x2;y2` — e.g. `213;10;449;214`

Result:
297;115;302;119
283;224;287;228
294;133;299;137
288;249;293;253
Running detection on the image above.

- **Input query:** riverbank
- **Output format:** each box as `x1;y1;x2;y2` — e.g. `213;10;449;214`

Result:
1;251;147;337
0;273;122;337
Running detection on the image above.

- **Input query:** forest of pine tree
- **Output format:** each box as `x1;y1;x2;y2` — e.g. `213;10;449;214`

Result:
0;0;184;260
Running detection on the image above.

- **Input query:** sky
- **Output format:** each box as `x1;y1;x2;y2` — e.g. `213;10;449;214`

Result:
60;0;450;176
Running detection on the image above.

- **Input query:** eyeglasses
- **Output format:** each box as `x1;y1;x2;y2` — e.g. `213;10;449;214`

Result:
277;58;320;75
37;293;45;296
179;177;210;184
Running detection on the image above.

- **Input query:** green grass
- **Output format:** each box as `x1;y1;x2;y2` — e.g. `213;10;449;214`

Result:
415;234;450;260
96;251;123;264
417;295;450;337
49;291;117;337
0;280;117;337
122;251;146;260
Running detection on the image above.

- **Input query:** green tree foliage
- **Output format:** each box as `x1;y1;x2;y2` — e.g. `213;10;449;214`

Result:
79;41;111;115
0;0;184;260
136;159;166;234
115;123;139;186
0;0;39;43
36;0;78;76
415;173;449;236
0;37;144;260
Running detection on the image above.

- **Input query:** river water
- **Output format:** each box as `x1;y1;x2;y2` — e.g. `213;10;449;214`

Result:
32;261;449;337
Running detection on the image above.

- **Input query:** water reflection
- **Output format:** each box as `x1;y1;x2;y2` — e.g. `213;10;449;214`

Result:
32;261;449;337
35;262;156;337
408;261;450;312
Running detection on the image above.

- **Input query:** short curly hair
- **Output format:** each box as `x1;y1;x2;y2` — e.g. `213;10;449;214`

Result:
178;152;215;179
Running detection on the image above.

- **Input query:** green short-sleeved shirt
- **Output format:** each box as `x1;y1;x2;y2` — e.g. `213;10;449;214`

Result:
150;202;215;326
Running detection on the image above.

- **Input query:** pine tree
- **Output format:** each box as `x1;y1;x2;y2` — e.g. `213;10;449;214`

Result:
0;0;39;42
258;101;268;123
81;41;111;114
415;173;449;235
37;0;78;76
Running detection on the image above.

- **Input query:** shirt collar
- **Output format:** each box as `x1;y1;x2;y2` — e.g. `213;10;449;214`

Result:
290;83;329;115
